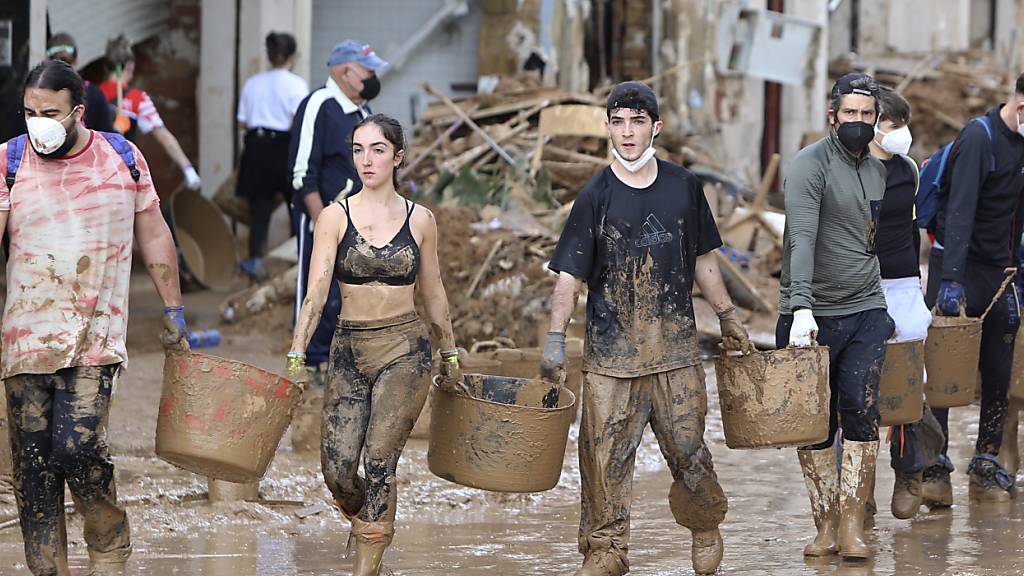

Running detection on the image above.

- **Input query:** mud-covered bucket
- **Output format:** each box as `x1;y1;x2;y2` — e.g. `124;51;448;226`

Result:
471;339;585;413
428;374;575;492
924;315;982;408
879;340;925;426
713;346;830;449
169;187;238;291
1010;326;1024;402
156;352;303;483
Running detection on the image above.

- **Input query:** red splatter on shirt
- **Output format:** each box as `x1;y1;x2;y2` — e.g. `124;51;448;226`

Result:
0;131;160;378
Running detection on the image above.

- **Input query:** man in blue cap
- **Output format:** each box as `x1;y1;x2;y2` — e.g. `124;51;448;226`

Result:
288;40;387;382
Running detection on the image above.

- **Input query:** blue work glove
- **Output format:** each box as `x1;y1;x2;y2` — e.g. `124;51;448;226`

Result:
936;281;965;316
162;305;189;353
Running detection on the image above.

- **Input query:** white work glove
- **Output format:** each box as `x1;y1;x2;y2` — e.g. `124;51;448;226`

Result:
789;309;818;347
183;164;201;191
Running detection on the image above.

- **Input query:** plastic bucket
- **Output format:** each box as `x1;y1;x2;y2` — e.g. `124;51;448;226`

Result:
411;352;502;440
924;315;982;408
169;187;238;291
878;339;925;426
713;346;830;449
1010;326;1024;402
474;339;585;414
156;352;303;483
428;374;575;492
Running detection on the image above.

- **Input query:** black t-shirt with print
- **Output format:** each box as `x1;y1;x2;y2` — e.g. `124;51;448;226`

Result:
549;159;722;378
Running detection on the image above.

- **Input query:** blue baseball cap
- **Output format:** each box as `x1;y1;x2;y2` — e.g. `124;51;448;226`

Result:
327;40;388;71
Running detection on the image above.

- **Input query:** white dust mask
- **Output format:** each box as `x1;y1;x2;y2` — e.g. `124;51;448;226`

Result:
612;133;657;173
876;125;913;156
26;107;77;155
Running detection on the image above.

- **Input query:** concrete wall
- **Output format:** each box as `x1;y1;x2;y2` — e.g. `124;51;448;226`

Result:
857;0;972;55
781;0;827;175
199;0;237;199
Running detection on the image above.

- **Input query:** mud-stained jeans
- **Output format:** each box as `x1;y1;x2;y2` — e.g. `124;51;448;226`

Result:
578;365;727;566
321;312;432;522
4;364;130;576
777;308;894;447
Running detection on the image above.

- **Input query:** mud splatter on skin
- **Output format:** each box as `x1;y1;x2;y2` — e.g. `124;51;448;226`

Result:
76;255;91;275
147;263;173;285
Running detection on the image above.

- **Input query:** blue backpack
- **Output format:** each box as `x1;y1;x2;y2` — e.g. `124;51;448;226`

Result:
915;116;995;230
4;131;140;191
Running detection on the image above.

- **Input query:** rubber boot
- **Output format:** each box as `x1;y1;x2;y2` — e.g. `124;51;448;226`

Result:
87;545;131;576
864;472;876;528
837;440;877;560
891;470;923;519
573;551;627;576
691;528;723;575
998;404;1020;479
351;518;394;576
797;448;838;557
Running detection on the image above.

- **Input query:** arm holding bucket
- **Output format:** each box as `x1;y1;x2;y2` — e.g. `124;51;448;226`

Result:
290;205;345;360
414;207;463;392
135;206;187;351
541;272;584;384
694;252;753;353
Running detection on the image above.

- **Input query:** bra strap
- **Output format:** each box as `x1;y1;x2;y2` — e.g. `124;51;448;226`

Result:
405;199;415;220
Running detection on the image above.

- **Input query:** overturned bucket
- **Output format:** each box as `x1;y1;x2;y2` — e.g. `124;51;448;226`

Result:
428;374;575;492
714;346;830;449
169;187;238;291
879;339;925;426
156;352;303;483
924;315;982;408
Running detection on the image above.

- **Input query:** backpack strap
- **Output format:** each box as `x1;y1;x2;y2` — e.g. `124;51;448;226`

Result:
5;135;26;192
974;116;997;172
98;131;141;183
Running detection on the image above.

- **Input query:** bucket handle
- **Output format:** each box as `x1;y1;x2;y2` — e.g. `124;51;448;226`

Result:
432;374;473;398
936;268;1017;322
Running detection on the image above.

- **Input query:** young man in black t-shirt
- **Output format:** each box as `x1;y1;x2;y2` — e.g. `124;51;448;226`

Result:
541;82;752;576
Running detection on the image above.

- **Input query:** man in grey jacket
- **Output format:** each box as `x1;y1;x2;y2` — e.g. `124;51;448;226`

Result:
777;73;894;562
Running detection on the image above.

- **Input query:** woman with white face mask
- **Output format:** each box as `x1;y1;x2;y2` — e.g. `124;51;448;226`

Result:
867;85;946;523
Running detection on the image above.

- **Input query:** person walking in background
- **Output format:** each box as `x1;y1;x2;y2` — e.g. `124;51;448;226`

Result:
288;40;387;385
45;33;114;133
101;35;201;191
236;32;308;280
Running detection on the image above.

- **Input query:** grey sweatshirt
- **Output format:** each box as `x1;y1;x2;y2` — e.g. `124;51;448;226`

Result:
779;131;888;316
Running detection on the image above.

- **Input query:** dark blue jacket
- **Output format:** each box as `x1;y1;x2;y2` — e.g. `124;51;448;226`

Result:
288;79;367;215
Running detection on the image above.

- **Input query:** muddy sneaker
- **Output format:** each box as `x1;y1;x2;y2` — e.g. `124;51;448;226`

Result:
574;552;627;576
87;544;131;576
239;258;269;281
967;454;1014;503
692;528;724;574
921;464;953;509
891;470;923;519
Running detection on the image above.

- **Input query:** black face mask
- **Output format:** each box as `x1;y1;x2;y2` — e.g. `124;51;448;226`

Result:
836;120;874;154
359;74;381;101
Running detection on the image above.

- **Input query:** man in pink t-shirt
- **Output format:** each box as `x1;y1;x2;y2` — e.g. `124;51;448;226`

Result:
1;60;188;576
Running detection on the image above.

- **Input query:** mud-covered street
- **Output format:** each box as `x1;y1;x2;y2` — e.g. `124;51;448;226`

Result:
0;274;1018;575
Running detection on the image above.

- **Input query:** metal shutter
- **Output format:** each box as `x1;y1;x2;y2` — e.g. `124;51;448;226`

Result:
48;0;171;66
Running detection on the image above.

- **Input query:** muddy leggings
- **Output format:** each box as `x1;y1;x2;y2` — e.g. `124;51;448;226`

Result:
320;312;432;523
579;365;727;567
777;308;895;448
924;250;1020;458
5;365;130;576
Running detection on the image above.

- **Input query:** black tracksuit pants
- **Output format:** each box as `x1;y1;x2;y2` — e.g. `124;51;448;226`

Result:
236;129;293;260
925;248;1020;457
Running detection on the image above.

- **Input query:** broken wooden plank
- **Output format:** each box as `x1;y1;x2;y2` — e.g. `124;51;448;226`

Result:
423;83;521;170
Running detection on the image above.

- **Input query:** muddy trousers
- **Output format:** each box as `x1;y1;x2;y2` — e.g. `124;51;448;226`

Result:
4;365;129;576
321;312;432;522
578;365;727;567
924;251;1020;456
890;401;945;474
777;308;894;448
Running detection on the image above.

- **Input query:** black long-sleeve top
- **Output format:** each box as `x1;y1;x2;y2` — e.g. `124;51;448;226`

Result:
936;105;1024;281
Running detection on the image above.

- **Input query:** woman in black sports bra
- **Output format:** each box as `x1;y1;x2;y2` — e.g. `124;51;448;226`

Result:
287;114;461;576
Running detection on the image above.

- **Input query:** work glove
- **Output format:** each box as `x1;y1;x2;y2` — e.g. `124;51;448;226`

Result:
539;331;567;385
161;305;189;353
438;348;467;395
936;280;966;316
717;306;754;353
788;309;818;348
183;164;201;191
286;352;309;385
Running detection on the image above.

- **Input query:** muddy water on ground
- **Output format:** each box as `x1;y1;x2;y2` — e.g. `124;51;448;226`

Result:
0;282;1021;574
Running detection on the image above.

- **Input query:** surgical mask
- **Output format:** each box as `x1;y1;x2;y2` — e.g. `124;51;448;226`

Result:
876;125;913;155
26;106;79;157
612;132;657;173
836;120;874;154
358;74;381;101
